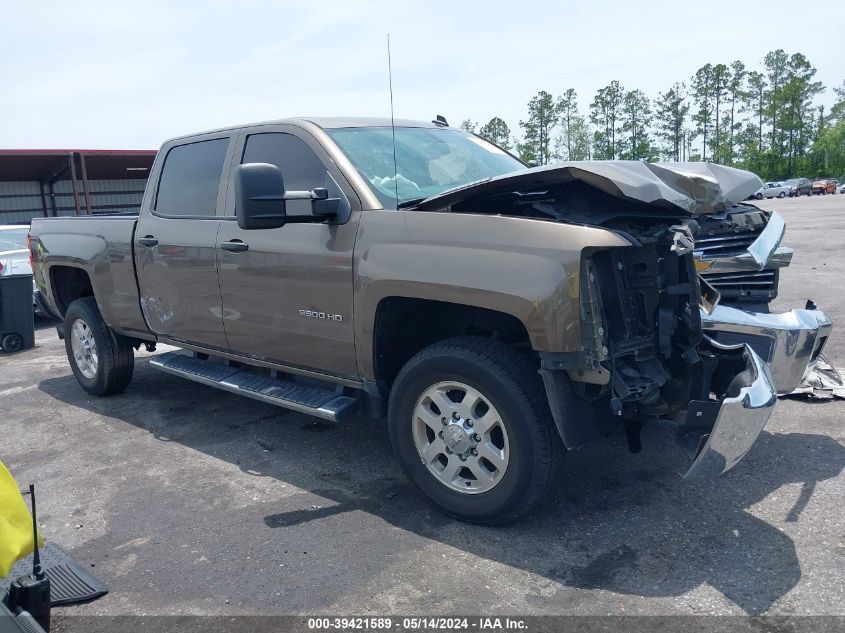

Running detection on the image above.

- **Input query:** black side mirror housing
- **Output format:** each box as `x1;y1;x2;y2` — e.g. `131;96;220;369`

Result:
310;188;342;217
235;164;343;230
235;163;287;230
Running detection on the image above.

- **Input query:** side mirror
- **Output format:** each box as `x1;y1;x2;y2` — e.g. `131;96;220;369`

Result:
235;163;343;230
235;163;287;230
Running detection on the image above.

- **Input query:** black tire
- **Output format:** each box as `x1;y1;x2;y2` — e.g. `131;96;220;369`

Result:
1;333;23;353
755;193;763;200
64;297;134;396
388;336;562;524
778;192;785;198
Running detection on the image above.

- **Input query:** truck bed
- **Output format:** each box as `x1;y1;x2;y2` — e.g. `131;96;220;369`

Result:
29;215;152;339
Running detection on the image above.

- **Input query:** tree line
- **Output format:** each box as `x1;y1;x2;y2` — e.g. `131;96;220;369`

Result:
459;49;845;181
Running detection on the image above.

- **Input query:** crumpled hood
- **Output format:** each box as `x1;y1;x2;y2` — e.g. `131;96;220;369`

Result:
415;160;763;216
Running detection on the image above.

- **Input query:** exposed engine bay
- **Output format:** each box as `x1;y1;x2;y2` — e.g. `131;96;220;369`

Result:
414;160;832;475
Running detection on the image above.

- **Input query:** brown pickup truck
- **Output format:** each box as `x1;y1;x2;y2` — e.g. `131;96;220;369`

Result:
29;117;832;523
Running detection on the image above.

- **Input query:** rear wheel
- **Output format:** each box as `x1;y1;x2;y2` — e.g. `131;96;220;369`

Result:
64;297;134;395
778;191;785;198
388;336;561;524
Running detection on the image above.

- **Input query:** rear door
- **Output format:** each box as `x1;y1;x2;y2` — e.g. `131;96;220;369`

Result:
216;125;360;379
135;134;233;348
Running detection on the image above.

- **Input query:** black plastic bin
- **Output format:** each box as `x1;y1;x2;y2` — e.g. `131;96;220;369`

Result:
0;274;35;353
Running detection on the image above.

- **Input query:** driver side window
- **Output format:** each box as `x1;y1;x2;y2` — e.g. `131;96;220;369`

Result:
241;132;327;192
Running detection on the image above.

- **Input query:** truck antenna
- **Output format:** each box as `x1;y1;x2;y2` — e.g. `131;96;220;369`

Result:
387;34;399;209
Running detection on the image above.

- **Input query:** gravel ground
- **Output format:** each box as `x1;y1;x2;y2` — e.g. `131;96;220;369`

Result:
1;194;843;618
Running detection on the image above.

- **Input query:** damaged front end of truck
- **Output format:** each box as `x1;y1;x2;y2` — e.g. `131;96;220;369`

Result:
571;229;781;479
416;160;832;477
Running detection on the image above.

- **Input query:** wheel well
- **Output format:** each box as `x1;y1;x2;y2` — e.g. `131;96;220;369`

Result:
50;266;93;316
373;297;533;389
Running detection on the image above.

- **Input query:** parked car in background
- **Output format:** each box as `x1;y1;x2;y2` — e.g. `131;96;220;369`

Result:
0;224;52;316
840;181;845;194
784;178;813;197
0;225;30;276
812;179;838;195
752;181;790;199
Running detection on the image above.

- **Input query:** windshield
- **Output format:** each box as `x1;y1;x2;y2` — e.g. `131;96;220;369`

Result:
326;126;525;208
0;228;28;251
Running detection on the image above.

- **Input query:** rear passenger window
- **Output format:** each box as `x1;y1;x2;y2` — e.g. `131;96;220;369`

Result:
155;138;228;216
242;133;327;191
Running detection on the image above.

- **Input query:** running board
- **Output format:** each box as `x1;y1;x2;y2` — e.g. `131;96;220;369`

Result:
149;352;358;422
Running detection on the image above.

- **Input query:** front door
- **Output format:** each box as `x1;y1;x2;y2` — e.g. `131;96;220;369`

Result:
216;127;359;379
135;135;232;349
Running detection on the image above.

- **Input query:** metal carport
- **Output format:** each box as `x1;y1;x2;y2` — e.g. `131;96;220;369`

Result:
0;149;156;223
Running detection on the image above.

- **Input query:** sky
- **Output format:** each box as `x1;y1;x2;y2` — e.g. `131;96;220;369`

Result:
1;0;843;149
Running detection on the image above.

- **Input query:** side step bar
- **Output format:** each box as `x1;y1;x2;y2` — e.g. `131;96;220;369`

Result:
149;352;358;422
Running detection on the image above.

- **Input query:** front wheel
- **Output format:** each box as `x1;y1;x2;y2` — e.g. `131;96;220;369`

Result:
755;193;763;200
64;297;134;396
388;336;561;524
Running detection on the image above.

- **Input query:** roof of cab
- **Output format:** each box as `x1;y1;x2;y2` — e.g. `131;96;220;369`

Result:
303;117;441;129
162;117;443;145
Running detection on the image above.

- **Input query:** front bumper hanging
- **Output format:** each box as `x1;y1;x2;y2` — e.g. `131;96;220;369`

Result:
700;303;832;393
683;344;777;479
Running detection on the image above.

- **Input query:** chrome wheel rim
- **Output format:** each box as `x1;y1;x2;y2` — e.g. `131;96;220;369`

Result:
412;381;510;494
70;318;98;379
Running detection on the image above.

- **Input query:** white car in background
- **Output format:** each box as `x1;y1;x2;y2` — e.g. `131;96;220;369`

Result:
752;181;790;199
0;224;47;315
0;225;31;276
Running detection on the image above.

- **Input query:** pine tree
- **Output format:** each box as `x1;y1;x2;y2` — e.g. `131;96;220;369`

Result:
711;64;729;162
764;49;789;175
781;53;823;175
690;64;715;161
743;70;767;173
556;89;578;160
589;81;625;159
726;60;747;163
478;117;512;150
554;89;592;160
654;83;689;161
518;91;558;164
620;89;654;160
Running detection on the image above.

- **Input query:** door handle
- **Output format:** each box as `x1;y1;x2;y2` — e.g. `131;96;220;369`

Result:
137;236;158;247
219;240;249;253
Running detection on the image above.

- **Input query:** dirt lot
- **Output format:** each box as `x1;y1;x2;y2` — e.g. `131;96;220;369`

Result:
2;194;844;618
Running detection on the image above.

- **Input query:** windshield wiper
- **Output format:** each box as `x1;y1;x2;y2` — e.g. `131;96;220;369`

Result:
396;197;427;209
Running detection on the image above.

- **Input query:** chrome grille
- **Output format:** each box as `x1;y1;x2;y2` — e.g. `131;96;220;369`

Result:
694;232;758;257
701;269;778;301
